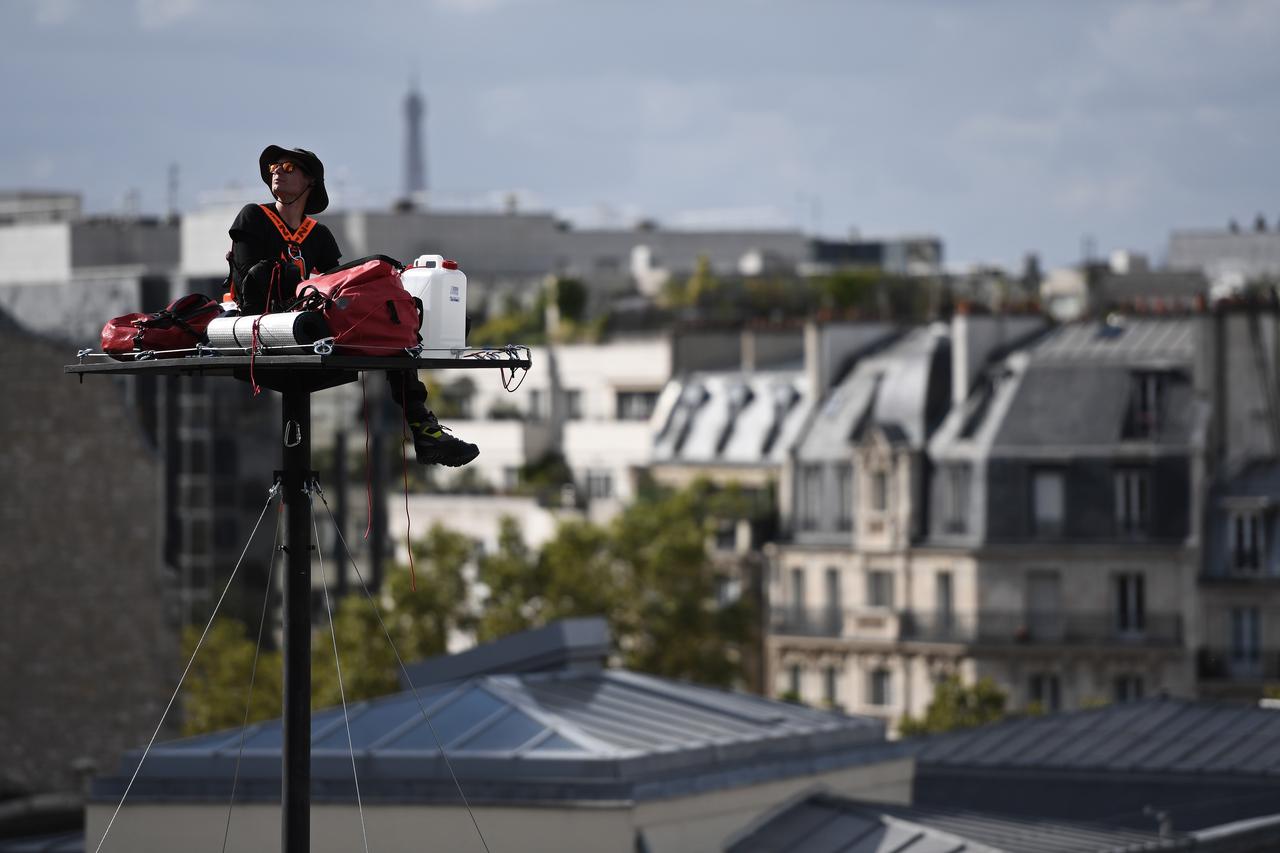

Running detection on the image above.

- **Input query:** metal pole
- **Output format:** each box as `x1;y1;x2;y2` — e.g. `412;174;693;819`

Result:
280;387;311;853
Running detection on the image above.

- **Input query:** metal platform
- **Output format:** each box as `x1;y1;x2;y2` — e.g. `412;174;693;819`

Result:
65;351;532;392
68;346;530;853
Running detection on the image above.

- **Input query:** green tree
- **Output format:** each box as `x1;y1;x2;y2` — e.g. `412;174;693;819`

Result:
552;277;589;324
476;517;542;642
606;479;752;686
814;268;881;312
476;480;756;687
686;255;721;307
311;523;473;707
181;618;281;736
897;676;1007;737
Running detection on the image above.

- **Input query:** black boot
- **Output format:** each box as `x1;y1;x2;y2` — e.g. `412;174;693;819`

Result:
408;412;479;467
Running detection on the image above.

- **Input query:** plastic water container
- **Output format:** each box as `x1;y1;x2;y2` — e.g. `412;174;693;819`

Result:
401;254;467;351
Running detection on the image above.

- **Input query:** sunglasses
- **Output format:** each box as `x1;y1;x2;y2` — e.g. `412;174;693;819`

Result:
269;161;305;175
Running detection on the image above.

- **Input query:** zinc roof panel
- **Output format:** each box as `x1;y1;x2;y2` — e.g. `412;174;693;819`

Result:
516;679;753;745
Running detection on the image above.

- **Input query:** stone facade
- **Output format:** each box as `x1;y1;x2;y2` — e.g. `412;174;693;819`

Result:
0;312;176;795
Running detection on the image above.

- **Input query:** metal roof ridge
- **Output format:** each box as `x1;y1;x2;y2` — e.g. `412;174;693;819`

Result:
479;674;635;758
600;669;804;727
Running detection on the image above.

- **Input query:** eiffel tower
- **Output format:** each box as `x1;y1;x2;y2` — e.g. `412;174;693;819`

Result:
404;81;427;206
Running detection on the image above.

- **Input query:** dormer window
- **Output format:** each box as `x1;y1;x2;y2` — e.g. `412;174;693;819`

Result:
940;463;971;534
836;465;854;532
798;464;822;531
871;469;889;512
1124;371;1168;439
1032;469;1065;537
1114;468;1149;537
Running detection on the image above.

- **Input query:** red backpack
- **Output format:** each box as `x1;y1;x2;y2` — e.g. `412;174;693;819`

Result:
101;293;222;360
292;257;420;356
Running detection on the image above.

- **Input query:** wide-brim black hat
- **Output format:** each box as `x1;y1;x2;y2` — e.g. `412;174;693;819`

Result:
259;145;329;215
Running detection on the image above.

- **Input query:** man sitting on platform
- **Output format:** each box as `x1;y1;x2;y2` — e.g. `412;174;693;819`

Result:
228;144;479;467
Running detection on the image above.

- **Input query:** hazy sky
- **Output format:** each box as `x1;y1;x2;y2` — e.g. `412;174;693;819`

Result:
4;0;1278;268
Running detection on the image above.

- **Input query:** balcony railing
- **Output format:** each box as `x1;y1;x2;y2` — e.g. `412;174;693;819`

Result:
771;607;1183;646
900;610;1182;647
770;607;846;638
1197;647;1280;681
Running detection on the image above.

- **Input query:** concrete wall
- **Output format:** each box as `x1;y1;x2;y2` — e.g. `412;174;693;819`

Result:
0;271;169;345
388;489;573;558
1167;229;1280;279
558;227;809;282
180;203;252;277
70;220;178;269
0;222;71;283
0;316;176;795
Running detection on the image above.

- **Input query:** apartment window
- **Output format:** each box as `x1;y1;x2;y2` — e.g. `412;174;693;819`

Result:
1032;469;1065;536
868;668;892;706
585;470;613;500
825;567;842;632
186;518;211;555
563;389;583;420
941;463;971;534
798;464;822;531
867;570;895;609
836;464;854;532
184;438;210;475
1231;607;1261;665
824;665;840;706
616;390;659;421
1115;469;1150;536
871;470;889;512
788;664;802;697
502;466;520;491
1028;673;1061;712
1126;372;1167;438
1230;510;1265;573
936;571;955;627
714;521;737;552
790;567;806;613
1114;675;1144;703
825;567;842;610
1114;572;1146;634
528;389;545;419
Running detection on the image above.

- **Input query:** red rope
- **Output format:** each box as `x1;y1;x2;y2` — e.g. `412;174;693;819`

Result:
361;372;372;541
400;372;417;592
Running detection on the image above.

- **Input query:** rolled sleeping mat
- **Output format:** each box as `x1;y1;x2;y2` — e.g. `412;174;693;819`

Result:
205;311;332;351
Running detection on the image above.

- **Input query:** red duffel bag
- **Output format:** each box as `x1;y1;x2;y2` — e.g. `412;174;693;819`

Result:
101;293;222;360
292;256;420;356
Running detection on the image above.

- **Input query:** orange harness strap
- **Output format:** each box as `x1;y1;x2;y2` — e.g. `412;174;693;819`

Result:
258;204;316;280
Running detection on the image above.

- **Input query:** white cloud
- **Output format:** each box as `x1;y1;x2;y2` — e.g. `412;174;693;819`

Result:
1052;174;1146;215
431;0;525;13
135;0;203;30
27;0;81;26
